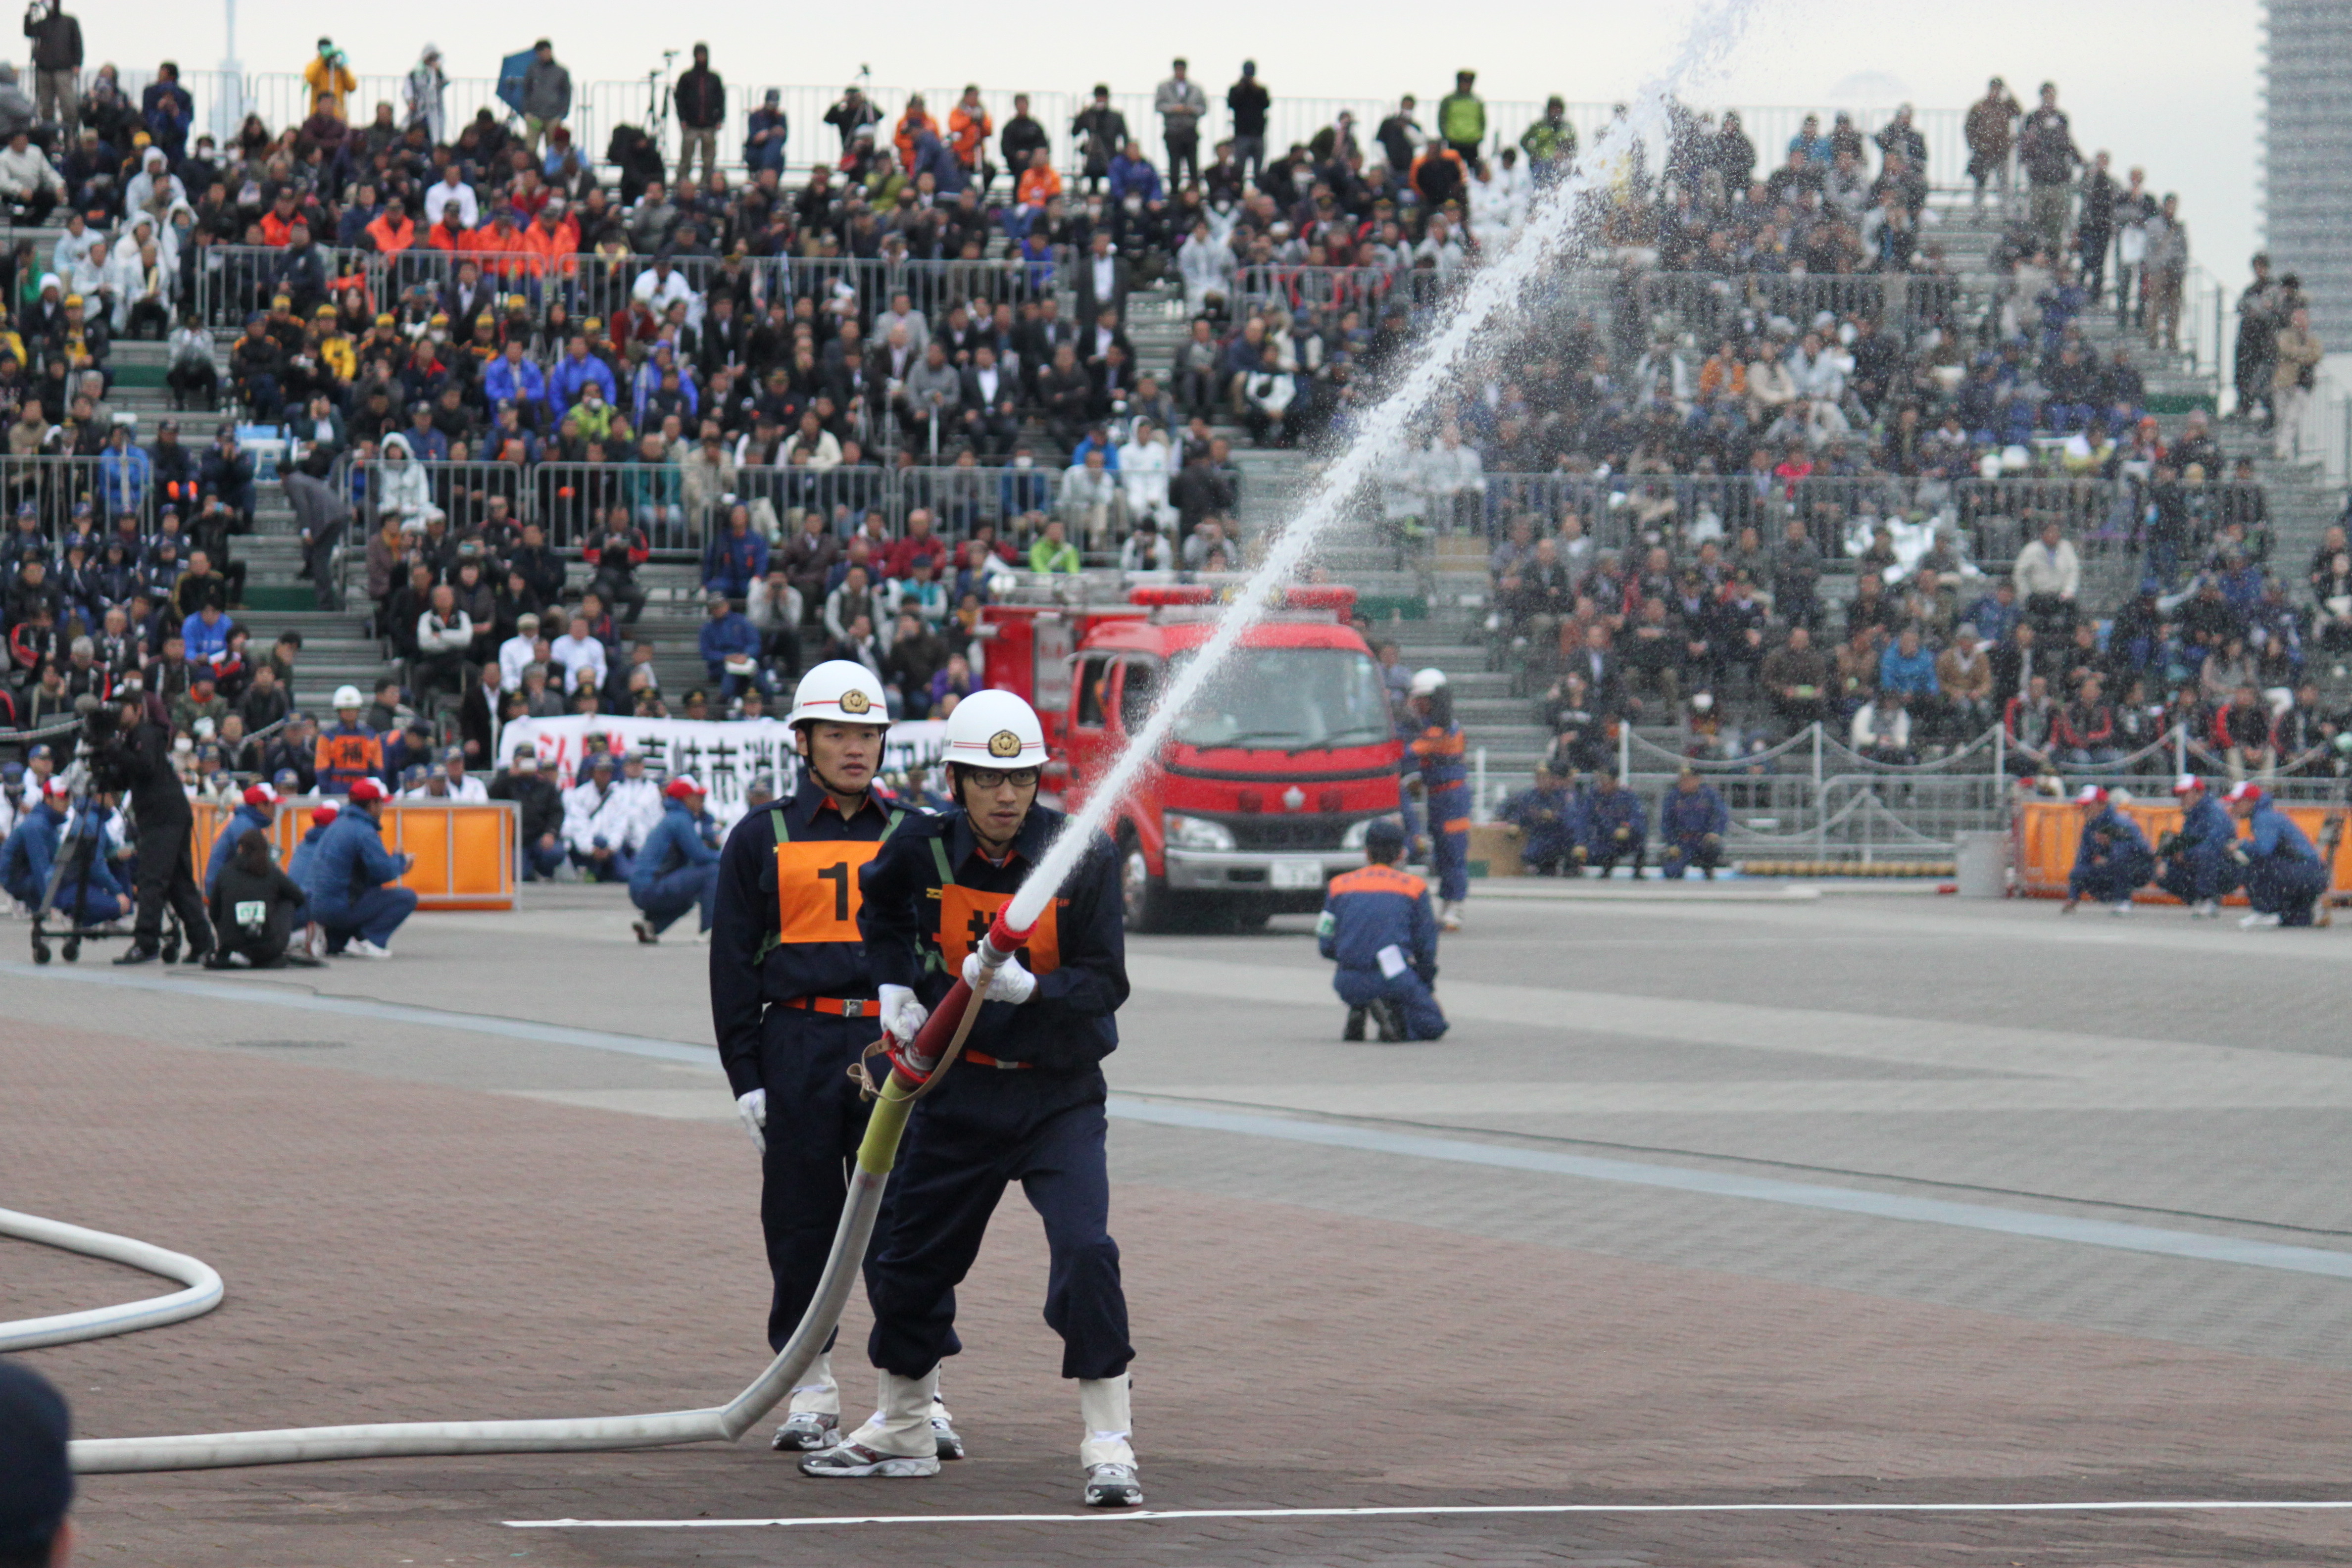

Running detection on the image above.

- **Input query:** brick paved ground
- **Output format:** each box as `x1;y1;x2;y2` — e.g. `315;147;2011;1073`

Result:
7;971;2352;1568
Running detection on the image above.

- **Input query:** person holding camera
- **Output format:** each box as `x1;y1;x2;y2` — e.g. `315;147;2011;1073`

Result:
94;692;213;964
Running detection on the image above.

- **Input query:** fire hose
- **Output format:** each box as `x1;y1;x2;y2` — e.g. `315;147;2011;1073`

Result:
48;912;1031;1474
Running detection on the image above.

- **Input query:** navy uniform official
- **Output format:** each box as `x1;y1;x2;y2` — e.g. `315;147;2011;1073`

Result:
1405;668;1470;929
803;690;1142;1509
1659;767;1729;880
1318;818;1446;1040
1585;771;1648;878
1498;766;1585;876
2227;781;2329;928
708;660;960;1459
2156;773;2240;916
2061;785;2154;912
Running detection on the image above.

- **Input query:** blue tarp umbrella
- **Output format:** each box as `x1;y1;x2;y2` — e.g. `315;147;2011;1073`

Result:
496;49;535;116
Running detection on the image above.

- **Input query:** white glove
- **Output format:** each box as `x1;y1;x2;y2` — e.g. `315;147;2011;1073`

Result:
878;983;928;1046
735;1089;767;1155
963;950;1037;1004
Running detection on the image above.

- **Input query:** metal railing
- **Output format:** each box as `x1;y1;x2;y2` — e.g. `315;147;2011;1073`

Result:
1424;471;2224;567
343;455;1215;556
79;65;1976;191
191;245;1058;333
0;454;159;539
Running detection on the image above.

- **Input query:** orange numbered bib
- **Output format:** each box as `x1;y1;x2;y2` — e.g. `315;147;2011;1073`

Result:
774;839;882;944
936;883;1061;976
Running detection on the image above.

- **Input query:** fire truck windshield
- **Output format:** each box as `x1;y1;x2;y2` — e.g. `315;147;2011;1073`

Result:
1158;646;1393;752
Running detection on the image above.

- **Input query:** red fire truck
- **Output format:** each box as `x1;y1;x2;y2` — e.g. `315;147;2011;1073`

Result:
976;584;1405;931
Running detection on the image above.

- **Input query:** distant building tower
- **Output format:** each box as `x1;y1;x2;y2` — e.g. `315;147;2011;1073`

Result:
2262;0;2352;345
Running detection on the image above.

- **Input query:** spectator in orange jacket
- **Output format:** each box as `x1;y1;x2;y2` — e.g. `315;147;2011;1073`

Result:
520;202;580;279
949;86;992;177
365;199;414;255
425;207;468;253
1016;147;1061;209
894;94;938;173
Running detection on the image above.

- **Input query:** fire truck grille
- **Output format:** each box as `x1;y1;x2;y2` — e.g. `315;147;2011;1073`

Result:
1214;815;1354;851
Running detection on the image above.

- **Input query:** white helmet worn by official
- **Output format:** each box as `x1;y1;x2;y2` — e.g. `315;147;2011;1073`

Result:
332;684;363;710
1408;667;1447;697
939;689;1047;770
787;660;892;729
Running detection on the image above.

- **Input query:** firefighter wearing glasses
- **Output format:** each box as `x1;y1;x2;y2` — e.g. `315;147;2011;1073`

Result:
799;689;1142;1508
708;660;962;1460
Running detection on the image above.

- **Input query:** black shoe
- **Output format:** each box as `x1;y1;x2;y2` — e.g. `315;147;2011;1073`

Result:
1372;1000;1404;1042
1342;1006;1368;1042
113;945;160;965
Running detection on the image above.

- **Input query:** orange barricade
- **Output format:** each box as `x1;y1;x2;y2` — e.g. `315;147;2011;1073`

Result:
2013;799;2351;904
189;800;518;912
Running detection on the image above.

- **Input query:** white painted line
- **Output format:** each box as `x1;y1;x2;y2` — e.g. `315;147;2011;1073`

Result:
505;1498;2352;1529
1110;1098;2352;1280
25;960;2350;1281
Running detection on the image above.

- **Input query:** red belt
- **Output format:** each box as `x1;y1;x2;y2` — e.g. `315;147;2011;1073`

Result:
963;1050;1033;1070
784;996;877;1018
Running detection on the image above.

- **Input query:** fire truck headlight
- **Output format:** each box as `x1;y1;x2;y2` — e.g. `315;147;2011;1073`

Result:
1164;812;1237;852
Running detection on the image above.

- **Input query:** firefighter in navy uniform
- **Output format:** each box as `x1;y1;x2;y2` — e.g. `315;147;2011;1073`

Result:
707;660;963;1461
2155;773;2240;918
1405;667;1470;930
2060;785;2154;914
2226;781;2330;929
1319;818;1447;1041
801;690;1142;1509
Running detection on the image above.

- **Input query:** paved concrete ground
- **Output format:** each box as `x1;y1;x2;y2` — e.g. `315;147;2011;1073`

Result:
4;882;2350;1565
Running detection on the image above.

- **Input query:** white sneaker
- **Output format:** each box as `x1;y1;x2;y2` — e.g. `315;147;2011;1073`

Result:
1083;1461;1143;1507
2108;902;2132;916
344;937;394;959
1439;902;1463;932
2192;899;2220;920
304;922;328;960
797;1441;939;1479
2239;912;2281;929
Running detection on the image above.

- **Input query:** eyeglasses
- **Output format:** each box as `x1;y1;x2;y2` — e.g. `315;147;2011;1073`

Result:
962;768;1040;791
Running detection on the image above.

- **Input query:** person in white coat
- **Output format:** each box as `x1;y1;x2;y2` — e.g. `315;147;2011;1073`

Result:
51;212;104;296
121;147;186;226
103;217;158;331
1120;420;1172;525
375;433;444;531
1415;424;1486;534
1177;219;1235;318
562;752;639;881
611;751;664;849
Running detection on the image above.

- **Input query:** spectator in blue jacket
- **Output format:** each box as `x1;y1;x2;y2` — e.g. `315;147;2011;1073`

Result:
306;777;416;958
2227;782;2329;928
699;590;766;696
203;780;278;895
547;335;619;419
1498;765;1585;875
1877;626;1938;699
628;776;721;943
1585;771;1648;879
1660;767;1730;879
2155;773;2240;916
2061;785;2153;913
97;424;150;517
701;504;769;598
180;600;232;663
0;778;131;926
1317;818;1445;1041
141;63;194;158
287;799;338;900
482;340;550;429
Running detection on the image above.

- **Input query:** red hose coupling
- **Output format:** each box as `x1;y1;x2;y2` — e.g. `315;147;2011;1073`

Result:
981;908;1035;962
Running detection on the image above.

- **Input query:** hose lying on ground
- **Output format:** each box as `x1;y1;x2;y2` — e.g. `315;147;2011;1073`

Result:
0;1207;224;1352
46;914;1028;1474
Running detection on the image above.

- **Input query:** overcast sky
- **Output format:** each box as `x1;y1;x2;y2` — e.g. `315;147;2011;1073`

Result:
80;0;2261;291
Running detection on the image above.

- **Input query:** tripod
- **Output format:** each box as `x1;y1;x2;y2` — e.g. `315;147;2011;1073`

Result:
30;755;161;964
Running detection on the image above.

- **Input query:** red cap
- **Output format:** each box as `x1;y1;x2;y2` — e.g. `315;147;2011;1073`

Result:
2224;781;2265;805
665;775;705;799
41;776;70;799
311;802;341;828
346;778;388;804
2170;773;2203;796
242;781;279;807
2071;785;2107;806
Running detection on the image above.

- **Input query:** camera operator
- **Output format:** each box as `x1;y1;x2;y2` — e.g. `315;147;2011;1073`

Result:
89;692;213;965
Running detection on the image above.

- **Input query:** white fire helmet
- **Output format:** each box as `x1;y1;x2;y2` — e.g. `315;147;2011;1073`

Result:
787;660;892;729
1408;667;1448;697
941;689;1048;771
332;684;363;710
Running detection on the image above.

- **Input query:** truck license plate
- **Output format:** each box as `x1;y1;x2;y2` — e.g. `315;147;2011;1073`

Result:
1270;858;1326;889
